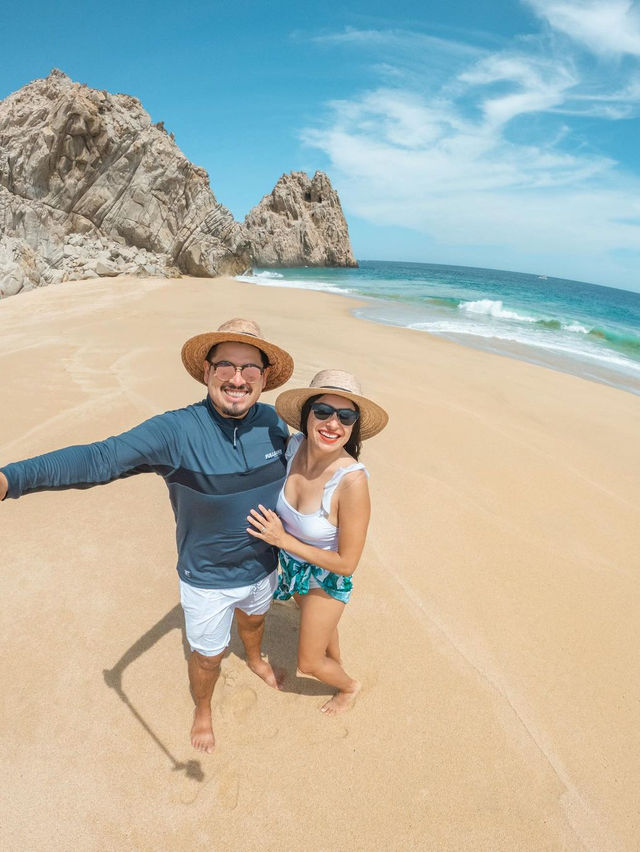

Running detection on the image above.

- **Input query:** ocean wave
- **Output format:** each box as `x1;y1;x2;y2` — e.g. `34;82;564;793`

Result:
536;319;590;334
458;300;595;337
563;322;590;334
255;270;284;280
425;296;460;309
407;320;640;374
235;271;283;284
234;272;351;296
459;299;537;323
587;326;640;356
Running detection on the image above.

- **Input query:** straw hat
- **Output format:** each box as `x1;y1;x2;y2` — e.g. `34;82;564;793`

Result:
275;370;389;440
181;318;294;390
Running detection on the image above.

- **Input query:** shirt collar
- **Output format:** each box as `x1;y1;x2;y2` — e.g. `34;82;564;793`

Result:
205;396;257;429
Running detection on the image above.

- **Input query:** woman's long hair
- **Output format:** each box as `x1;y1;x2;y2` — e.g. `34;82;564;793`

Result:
299;394;362;460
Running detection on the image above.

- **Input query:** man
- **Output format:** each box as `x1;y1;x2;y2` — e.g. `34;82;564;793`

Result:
0;318;293;754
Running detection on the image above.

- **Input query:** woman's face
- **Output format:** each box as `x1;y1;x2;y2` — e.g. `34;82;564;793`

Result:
306;393;357;452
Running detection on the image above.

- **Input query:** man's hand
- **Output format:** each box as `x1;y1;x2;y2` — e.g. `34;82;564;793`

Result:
0;471;8;501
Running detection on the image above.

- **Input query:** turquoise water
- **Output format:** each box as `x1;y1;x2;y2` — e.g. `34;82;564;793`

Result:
236;261;640;396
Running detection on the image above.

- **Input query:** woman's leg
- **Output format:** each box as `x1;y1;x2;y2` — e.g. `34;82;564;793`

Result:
293;593;340;662
296;589;360;715
326;628;341;663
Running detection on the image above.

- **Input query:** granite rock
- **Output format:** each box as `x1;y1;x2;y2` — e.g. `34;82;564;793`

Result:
243;171;357;268
0;71;356;298
0;69;249;296
0;235;39;297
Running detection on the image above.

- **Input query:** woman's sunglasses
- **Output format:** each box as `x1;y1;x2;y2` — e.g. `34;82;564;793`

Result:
310;402;360;426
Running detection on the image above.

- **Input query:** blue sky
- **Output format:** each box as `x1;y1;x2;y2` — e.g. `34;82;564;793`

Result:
2;0;640;291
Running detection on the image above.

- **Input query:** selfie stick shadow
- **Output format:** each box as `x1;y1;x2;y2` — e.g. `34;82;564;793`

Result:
103;604;204;782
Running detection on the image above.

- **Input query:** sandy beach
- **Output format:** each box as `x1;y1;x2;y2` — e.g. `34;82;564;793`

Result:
1;274;639;851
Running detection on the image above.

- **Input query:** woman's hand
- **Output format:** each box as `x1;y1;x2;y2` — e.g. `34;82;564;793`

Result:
247;504;286;548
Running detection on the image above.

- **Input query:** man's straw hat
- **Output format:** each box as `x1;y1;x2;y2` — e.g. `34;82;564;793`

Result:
275;369;388;440
181;318;294;390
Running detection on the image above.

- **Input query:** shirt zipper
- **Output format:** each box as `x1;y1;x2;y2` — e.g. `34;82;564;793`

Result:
233;426;249;469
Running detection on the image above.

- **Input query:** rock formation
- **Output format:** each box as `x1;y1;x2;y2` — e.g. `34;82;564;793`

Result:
0;69;250;296
0;70;356;298
243;171;357;268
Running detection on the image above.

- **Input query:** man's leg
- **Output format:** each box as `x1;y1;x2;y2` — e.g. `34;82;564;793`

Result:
234;609;281;689
234;572;281;689
180;580;238;753
188;649;224;753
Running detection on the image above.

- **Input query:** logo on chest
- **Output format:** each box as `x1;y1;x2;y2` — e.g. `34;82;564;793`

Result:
264;449;283;460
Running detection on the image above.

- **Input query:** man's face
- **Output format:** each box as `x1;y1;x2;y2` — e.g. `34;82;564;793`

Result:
203;341;269;418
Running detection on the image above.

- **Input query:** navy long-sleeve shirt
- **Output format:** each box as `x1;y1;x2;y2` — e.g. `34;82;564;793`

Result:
1;397;289;589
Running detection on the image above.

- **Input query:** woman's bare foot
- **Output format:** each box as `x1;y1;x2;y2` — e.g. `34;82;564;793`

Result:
247;657;283;689
191;707;215;753
320;681;361;715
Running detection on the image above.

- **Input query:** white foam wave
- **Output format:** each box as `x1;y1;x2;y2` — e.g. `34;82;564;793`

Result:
234;273;350;296
563;322;590;334
457;300;594;339
459;299;536;323
408;320;640;374
255;270;284;280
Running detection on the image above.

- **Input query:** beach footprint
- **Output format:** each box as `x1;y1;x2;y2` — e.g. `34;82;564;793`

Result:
177;762;239;810
220;685;258;722
221;667;240;688
215;766;240;811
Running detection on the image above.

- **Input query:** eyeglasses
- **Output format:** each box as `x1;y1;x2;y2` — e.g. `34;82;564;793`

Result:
310;402;359;426
209;360;266;383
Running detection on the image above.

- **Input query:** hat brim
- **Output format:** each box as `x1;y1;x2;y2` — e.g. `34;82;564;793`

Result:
181;331;294;391
275;386;388;440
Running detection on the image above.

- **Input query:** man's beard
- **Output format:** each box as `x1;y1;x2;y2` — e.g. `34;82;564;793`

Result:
220;386;251;418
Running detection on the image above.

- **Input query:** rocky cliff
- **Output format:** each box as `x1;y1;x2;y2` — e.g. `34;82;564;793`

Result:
0;70;356;298
0;70;249;296
243;171;357;268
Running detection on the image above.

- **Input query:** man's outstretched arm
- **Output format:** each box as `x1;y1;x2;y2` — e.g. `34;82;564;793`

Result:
0;411;183;501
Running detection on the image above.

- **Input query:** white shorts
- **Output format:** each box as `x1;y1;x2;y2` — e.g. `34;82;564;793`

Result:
179;572;278;657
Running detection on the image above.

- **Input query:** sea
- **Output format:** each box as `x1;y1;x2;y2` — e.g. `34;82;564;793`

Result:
236;260;640;397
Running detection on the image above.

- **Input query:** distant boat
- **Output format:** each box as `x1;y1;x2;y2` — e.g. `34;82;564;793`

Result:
537;274;548;280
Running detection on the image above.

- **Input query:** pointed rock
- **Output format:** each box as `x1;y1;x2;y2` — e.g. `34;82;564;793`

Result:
243;171;357;268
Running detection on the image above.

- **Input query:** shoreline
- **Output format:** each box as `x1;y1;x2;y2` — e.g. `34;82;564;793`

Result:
2;275;640;850
239;264;640;398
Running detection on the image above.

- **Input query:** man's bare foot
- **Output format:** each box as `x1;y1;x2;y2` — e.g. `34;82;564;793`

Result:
191;707;215;753
320;681;361;716
247;657;283;689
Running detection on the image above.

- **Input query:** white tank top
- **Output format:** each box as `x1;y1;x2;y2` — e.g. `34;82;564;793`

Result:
276;433;368;552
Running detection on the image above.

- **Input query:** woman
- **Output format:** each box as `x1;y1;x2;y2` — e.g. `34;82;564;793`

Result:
247;370;388;715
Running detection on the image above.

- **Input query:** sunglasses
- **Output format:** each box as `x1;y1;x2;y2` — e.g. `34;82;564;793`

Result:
208;360;265;383
310;402;360;426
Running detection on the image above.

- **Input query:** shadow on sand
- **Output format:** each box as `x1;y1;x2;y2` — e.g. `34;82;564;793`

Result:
233;599;334;698
102;597;333;779
102;605;204;782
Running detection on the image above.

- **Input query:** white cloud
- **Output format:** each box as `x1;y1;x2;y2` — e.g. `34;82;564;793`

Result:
525;0;640;56
302;92;639;264
308;26;487;90
459;54;577;125
311;27;483;59
300;13;640;285
303;89;639;255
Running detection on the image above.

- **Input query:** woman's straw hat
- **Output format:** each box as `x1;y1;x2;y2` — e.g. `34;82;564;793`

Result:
275;369;388;440
181;318;294;390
